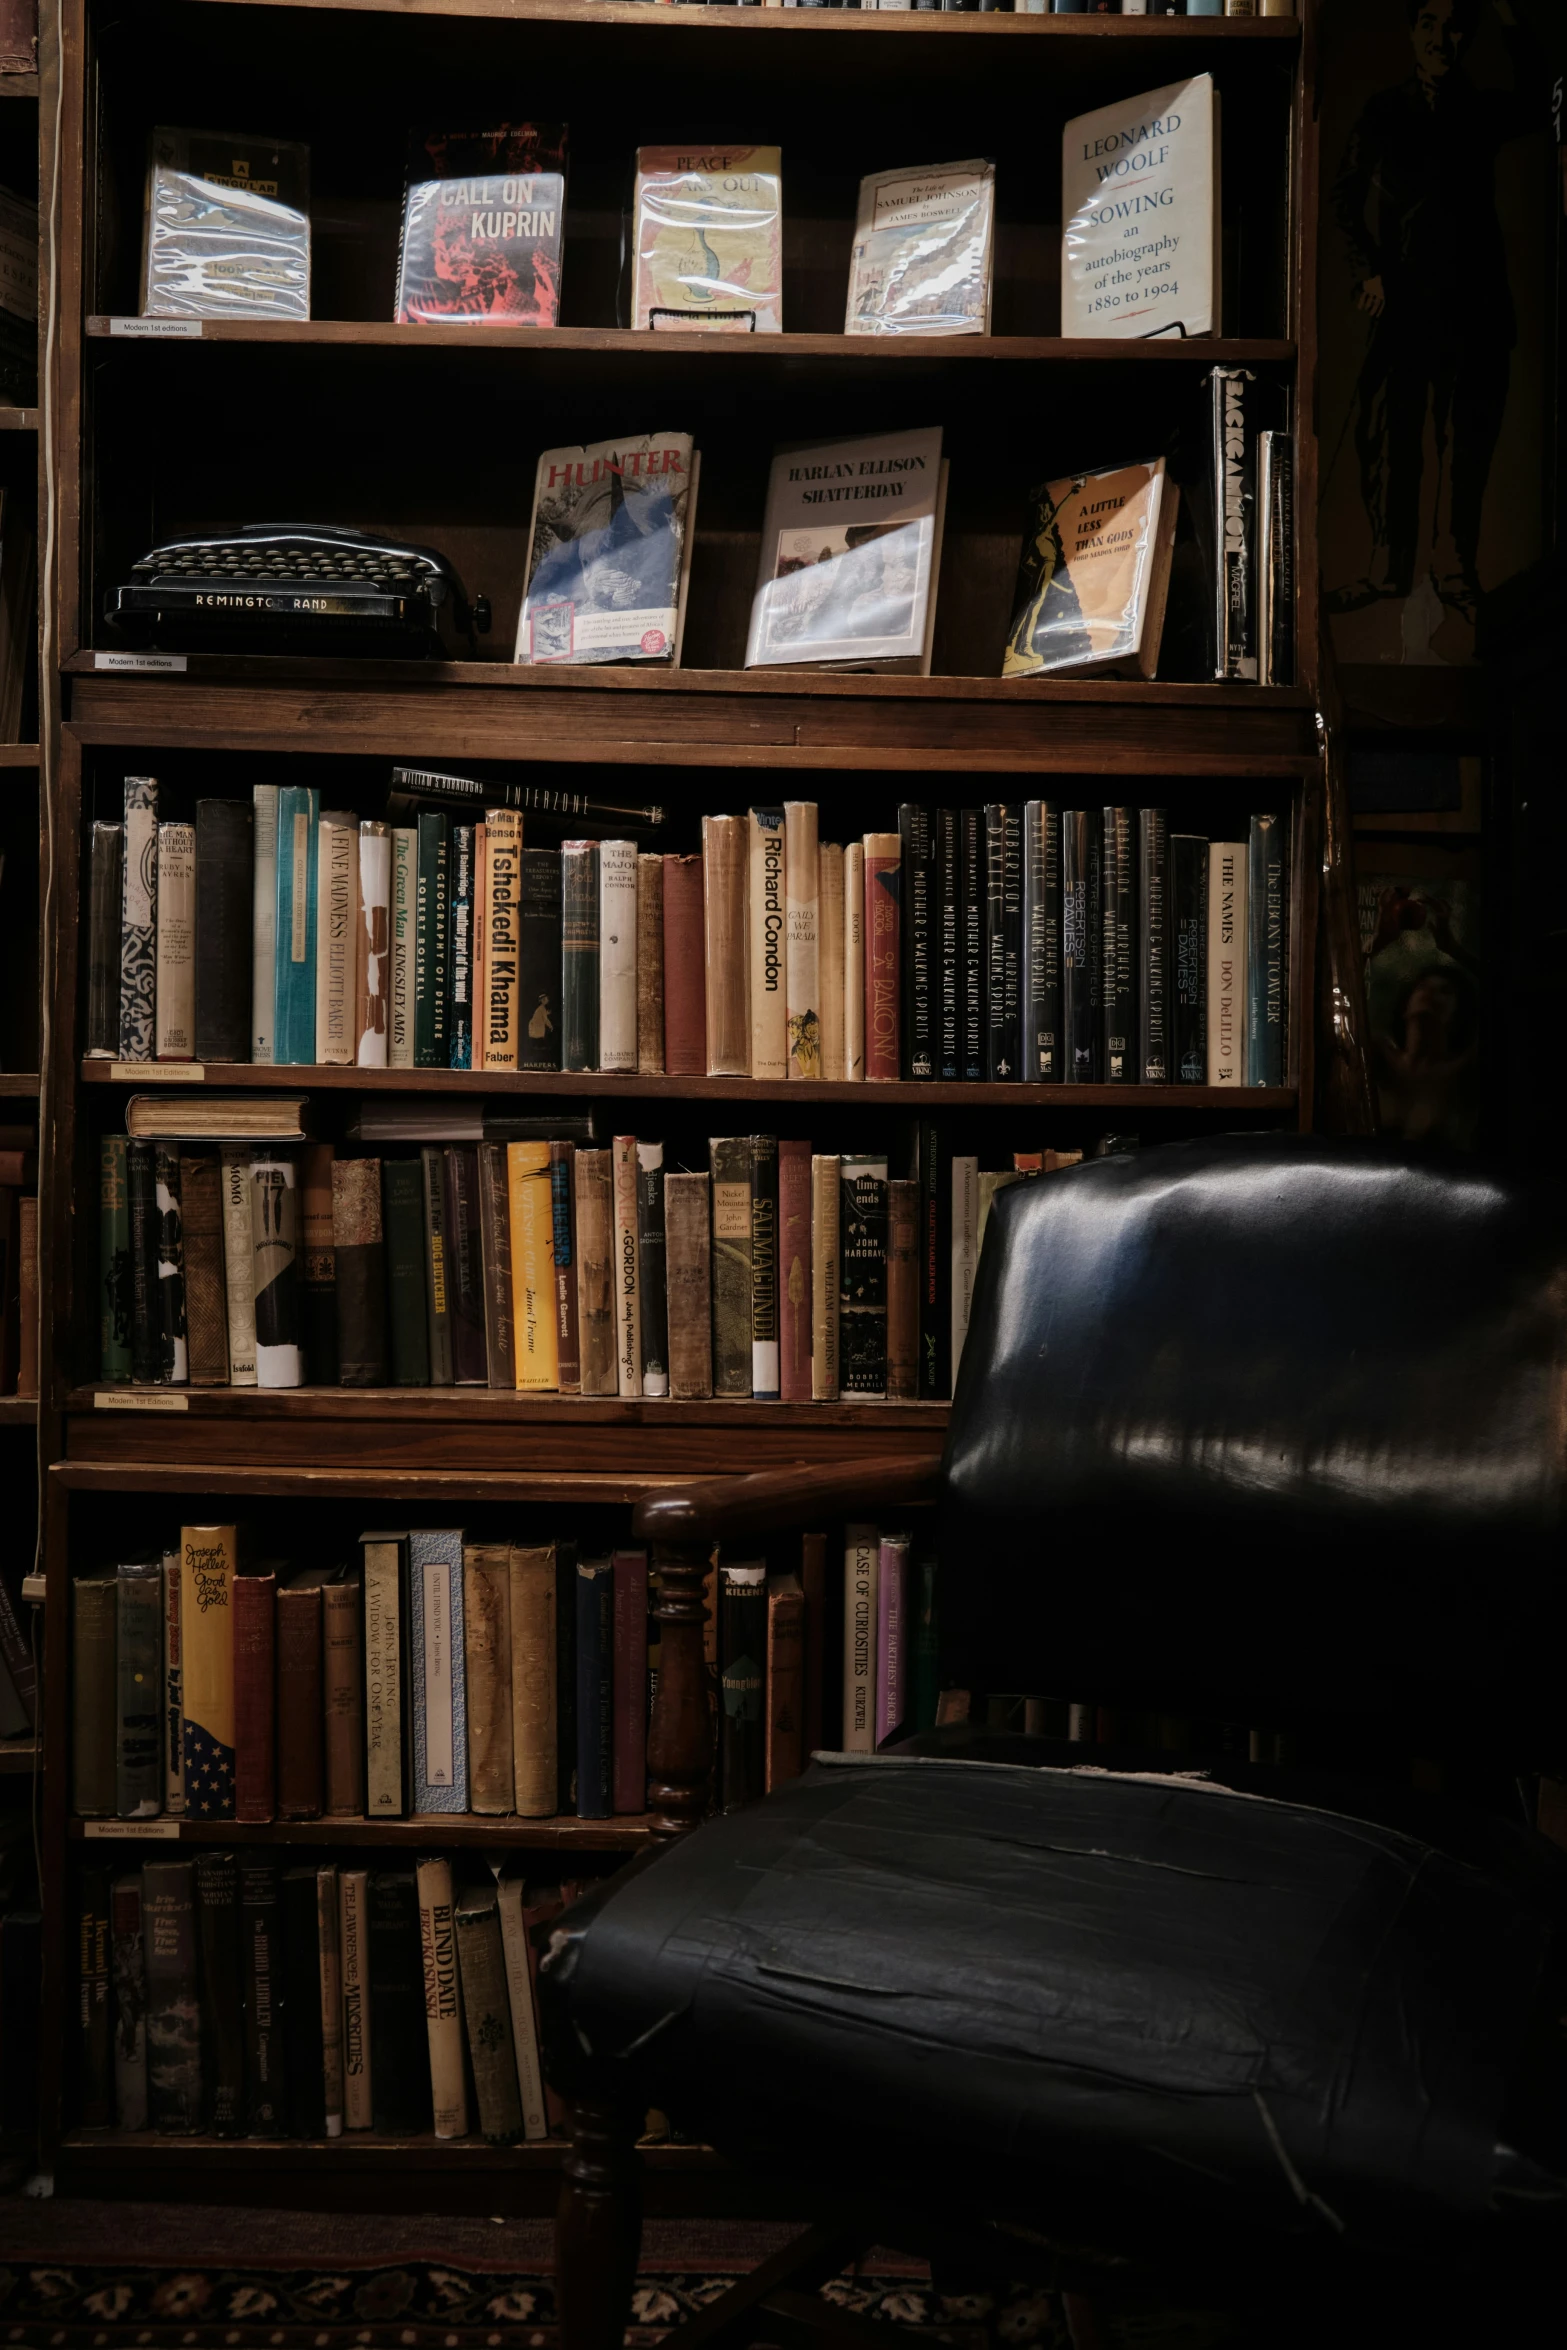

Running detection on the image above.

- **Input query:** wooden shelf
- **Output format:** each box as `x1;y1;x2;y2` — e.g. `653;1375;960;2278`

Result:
0;1072;39;1096
0;407;36;430
61;2128;719;2172
181;0;1296;42
70;1812;656;1850
0;744;40;764
0;1734;39;1774
0;1395;38;1423
68;1386;948;1424
0;70;37;99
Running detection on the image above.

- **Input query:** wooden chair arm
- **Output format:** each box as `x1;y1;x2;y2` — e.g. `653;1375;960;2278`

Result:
633;1452;943;1545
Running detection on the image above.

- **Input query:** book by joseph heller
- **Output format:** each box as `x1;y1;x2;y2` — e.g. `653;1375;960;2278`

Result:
746;427;946;674
515;433;697;667
1002;458;1178;680
396;125;568;327
632;146;782;333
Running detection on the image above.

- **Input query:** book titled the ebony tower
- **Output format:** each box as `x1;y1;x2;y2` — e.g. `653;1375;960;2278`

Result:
395;125;568;327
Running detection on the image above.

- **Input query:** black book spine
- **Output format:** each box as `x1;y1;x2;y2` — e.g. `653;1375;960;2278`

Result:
1062;810;1102;1084
86;822;123;1058
280;1866;327;2137
898;802;933;1080
194;798;254;1063
1101;806;1137;1084
719;1566;767;1812
554;1537;578;1818
636;1144;668;1398
76;1866;113;2127
382;1158;430;1387
444;1144;488;1385
916;1119;951;1402
958;808;983;1081
517;846;564;1072
983;805;1022;1079
1138;809;1170;1083
367;1868;434;2135
127;1140;162;1382
839;1161;888;1397
153;1148;188;1384
240;1856;288;2135
1172;833;1209;1082
194;1848;244;2137
1022;800;1061;1081
935;808;959;1080
749;1132;778;1402
420;1145;454;1387
1211;365;1260;682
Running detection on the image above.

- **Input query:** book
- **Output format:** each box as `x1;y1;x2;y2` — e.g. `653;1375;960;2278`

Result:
777;1138;812;1404
455;1883;524;2144
709;1137;752;1399
719;1560;767;1810
1257;430;1294;687
414;811;451;1068
77;1868;113;2124
548;1141;580;1393
323;1580;365;1817
663;852;707;1075
958;811;982;1079
463;1543;514;1816
383;1158;431;1386
478;1143;516;1389
702;816;749;1076
251;1155;302;1387
573;1149;616;1396
574;1558;614;1820
240;1858;286;2133
298;1141;338;1384
356;820;392;1067
886;1179;919;1403
841;1528;879;1755
1061;75;1220;339
516;434;696;666
110;1873;148;2132
561;841;599;1072
864;833;901;1081
782;802;820;1079
119;775;158;1063
1101;805;1136;1084
950;1154;979;1377
517;845;562;1073
495;1876;549;2140
750;1133;779;1401
339;1868;372;2130
409;1528;468;1813
1020;800;1061;1080
142;1859;202;2133
280;1867;326;2136
818;841;845;1080
142;128;310;321
748;806;788;1080
180;1150;227;1384
912;1553;940;1733
915;1122;950;1401
195;1849;244;2136
636;852;665;1074
981;805;1021;1079
277;1578;324;1819
1138;808;1169;1083
746;428;946;673
664;1172;713;1400
233;1567;276;1823
417;1860;469;2142
272;785;319;1067
395;124;567;326
317;1865;345;2137
361;1531;409;1819
1168;364;1272;684
611;1547;649;1814
632;145;781;331
251;784;278;1064
367;1870;433;2133
1002;459;1178;679
333;1157;387;1385
839;1153;889;1397
897;802;932;1080
875;1533;910;1745
420;1146;454;1386
809;1154;840;1403
99;1138;132;1381
598;839;639;1073
480;808;522;1072
127;1139;160;1382
636;1141;668;1398
1246;811;1289;1087
508;1545;557;1817
113;1561;161;1818
508;1141;558;1391
554;1541;578;1818
1062;809;1101;1083
86;821;123;1057
445;1146;487;1385
1171;832;1209;1082
845;158;994;336
160;1550;183;1815
1206;841;1248;1087
390;825;417;1069
315;810;359;1067
934;808;958;1079
764;1570;805;1792
180;1525;236;1820
153;1147;188;1384
194;797;252;1062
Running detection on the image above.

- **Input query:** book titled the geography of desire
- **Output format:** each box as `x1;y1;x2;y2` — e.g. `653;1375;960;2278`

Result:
631;146;782;333
845;159;995;337
1061;74;1220;340
745;426;947;675
514;432;700;666
1002;457;1179;681
395;124;568;327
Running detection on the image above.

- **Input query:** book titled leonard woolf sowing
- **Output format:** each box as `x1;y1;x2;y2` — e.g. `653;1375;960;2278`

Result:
1061;74;1220;340
746;426;947;674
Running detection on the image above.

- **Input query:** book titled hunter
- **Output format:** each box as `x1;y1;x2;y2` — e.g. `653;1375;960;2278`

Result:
515;434;697;667
1002;459;1178;680
747;427;945;674
396;124;567;326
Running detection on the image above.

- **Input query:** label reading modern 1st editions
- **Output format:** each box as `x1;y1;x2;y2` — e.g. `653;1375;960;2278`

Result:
93;652;189;672
93;1390;191;1412
106;1061;206;1082
85;1818;181;1838
109;318;205;339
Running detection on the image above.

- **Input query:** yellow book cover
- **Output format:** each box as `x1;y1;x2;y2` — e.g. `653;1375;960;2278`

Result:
633;144;782;333
1002;457;1178;681
482;809;523;1073
508;1142;559;1391
180;1522;237;1815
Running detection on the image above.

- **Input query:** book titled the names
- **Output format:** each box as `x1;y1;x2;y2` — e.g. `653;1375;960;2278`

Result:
1061;75;1220;341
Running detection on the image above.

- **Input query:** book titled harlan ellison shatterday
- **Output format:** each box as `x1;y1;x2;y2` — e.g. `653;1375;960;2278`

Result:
1001;457;1178;682
395;124;568;327
514;432;699;668
745;426;947;675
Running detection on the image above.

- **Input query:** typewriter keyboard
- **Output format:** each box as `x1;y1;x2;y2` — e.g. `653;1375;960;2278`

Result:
134;542;426;591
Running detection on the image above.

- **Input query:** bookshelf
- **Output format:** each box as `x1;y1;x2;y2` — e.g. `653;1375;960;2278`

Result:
36;0;1324;2211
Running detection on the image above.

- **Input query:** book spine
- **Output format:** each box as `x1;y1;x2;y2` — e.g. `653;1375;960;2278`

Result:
611;1134;642;1399
495;1878;550;2139
161;1551;184;1815
548;1141;580;1393
1062;808;1100;1083
817;840;844;1082
478;1142;517;1389
935;807;959;1079
142;1860;202;2132
841;1528;879;1755
636;851;665;1074
240;1858;286;2133
709;1137;753;1398
445;1144;488;1385
127;1139;160;1382
194;797;253;1063
809;1154;840;1402
636;1141;667;1398
839;1156;888;1397
178;1150;225;1384
1101;805;1136;1084
251;1155;303;1388
748;806;788;1080
332;1156;388;1386
179;1522;237;1821
100;1135;132;1380
897;802;932;1078
702;816;749;1076
414;812;450;1068
764;1573;805;1792
1258;431;1295;687
508;1546;557;1818
276;1586;324;1819
233;1568;277;1823
447;822;475;1070
421;1145;454;1386
194;1848;244;2135
339;1868;373;2130
574;1559;615;1820
959;807;983;1079
154;820;195;1059
555;1541;578;1818
323;1581;365;1816
561;841;600;1073
77;1866;113;2128
356;820;391;1067
982;804;1022;1080
777;1138;812;1404
1214;365;1259;681
110;1872;149;2131
1137;808;1170;1083
71;1579;117;1816
719;1563;766;1811
749;1132;778;1401
863;832;901;1082
481;808;523;1073
1206;840;1248;1087
509;1142;559;1392
912;1553;940;1732
455;1894;523;2144
300;1139;339;1385
272;786;318;1067
886;1178;919;1403
153;1147;188;1384
597;839;639;1074
1172;834;1209;1082
463;1545;514;1817
611;1547;649;1814
87;821;124;1057
664;1171;713;1399
662;852;707;1076
316;1865;345;2137
409;1528;469;1813
251;784;278;1064
875;1533;910;1745
280;1867;327;2135
1021;801;1062;1080
1246;810;1289;1087
916;1121;950;1400
950;1155;979;1379
382;1158;431;1386
784;801;820;1078
362;1536;407;1819
315;815;358;1067
389;825;417;1069
843;839;865;1080
573;1150;617;1396
115;1561;163;1817
119;774;158;1063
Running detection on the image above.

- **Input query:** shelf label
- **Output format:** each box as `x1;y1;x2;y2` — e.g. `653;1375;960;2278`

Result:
109;318;204;339
105;1062;205;1082
93;1390;190;1413
93;651;189;672
85;1818;181;1838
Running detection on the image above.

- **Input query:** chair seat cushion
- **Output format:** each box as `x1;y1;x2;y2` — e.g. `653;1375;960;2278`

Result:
540;1756;1567;2254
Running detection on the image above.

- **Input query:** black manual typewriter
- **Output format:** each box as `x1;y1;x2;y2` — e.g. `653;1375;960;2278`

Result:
104;523;492;659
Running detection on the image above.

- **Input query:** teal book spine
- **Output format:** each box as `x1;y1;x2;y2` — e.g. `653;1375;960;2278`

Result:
414;812;450;1069
272;786;320;1066
1245;811;1289;1088
100;1135;133;1380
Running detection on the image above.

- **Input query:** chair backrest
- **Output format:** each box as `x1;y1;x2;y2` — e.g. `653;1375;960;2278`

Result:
940;1136;1567;1742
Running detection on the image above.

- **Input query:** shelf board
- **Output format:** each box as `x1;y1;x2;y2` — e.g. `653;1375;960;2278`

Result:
69;1386;948;1425
0;407;36;429
0;1072;40;1096
0;1734;39;1775
61;2128;720;2172
0;743;40;764
184;0;1296;40
0;70;37;99
0;1394;38;1424
70;1811;657;1850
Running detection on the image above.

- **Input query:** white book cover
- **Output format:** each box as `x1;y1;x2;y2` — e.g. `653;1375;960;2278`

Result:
154;821;195;1060
784;802;820;1077
597;839;639;1072
1206;841;1248;1086
746;426;944;672
251;1155;301;1389
844;842;865;1080
845;159;994;337
251;785;278;1064
951;1154;979;1384
315;812;359;1067
515;432;694;666
389;827;417;1070
495;1876;550;2141
219;1143;258;1386
748;806;788;1081
356;822;391;1068
1062;75;1220;340
841;1526;880;1754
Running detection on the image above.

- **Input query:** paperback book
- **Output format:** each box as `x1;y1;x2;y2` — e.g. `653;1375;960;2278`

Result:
395;124;568;327
514;433;698;667
745;427;946;674
1001;457;1178;681
1060;74;1220;340
844;159;994;337
631;146;782;333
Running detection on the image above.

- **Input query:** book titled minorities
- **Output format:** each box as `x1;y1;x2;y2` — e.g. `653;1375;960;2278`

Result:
514;433;698;667
746;427;946;674
395;124;568;327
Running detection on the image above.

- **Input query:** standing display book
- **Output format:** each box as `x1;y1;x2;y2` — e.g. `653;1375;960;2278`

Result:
514;434;699;668
1002;458;1178;681
844;160;995;337
745;428;947;674
140;128;311;322
395;125;568;327
1060;75;1220;341
631;146;782;333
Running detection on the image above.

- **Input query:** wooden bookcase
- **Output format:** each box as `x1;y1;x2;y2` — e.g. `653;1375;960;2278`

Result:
34;0;1323;2208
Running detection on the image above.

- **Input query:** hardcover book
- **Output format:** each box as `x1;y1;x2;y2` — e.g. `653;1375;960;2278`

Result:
396;124;567;327
1002;458;1178;679
632;145;782;332
515;433;697;667
142;1859;203;2132
1061;75;1219;339
142;128;311;321
746;427;945;673
194;798;252;1062
839;1153;889;1397
180;1525;236;1820
845;158;994;336
119;775;158;1063
409;1528;469;1813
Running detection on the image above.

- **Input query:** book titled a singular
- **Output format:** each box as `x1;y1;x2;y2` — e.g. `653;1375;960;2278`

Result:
396;124;567;327
746;427;947;674
141;128;312;321
1061;74;1220;340
845;159;994;337
514;432;699;668
632;146;782;334
1001;457;1178;681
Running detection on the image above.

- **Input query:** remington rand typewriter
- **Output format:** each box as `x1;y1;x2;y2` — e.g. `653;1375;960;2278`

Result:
104;523;492;658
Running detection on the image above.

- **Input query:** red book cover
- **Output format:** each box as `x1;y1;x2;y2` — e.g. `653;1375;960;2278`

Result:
610;1546;649;1815
864;834;901;1082
661;853;707;1075
275;1585;323;1819
396;125;568;326
233;1571;277;1823
777;1139;812;1402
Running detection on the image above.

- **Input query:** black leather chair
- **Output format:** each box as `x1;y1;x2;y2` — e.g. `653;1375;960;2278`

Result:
540;1137;1567;2347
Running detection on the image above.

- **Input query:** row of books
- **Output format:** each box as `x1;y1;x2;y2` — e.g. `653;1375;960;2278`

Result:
77;1853;574;2142
98;1125;1085;1399
88;784;1290;1086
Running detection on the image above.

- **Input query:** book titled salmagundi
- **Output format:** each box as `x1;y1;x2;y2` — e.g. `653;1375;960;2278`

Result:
745;427;946;675
514;432;699;667
632;146;782;333
1061;74;1220;341
395;124;568;327
1002;457;1179;682
845;159;995;337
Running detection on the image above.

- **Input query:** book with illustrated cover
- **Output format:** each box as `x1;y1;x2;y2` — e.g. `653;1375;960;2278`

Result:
514;433;699;667
141;128;311;321
632;146;782;333
1061;75;1220;340
396;125;567;327
746;427;947;674
1001;457;1178;681
845;159;994;337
